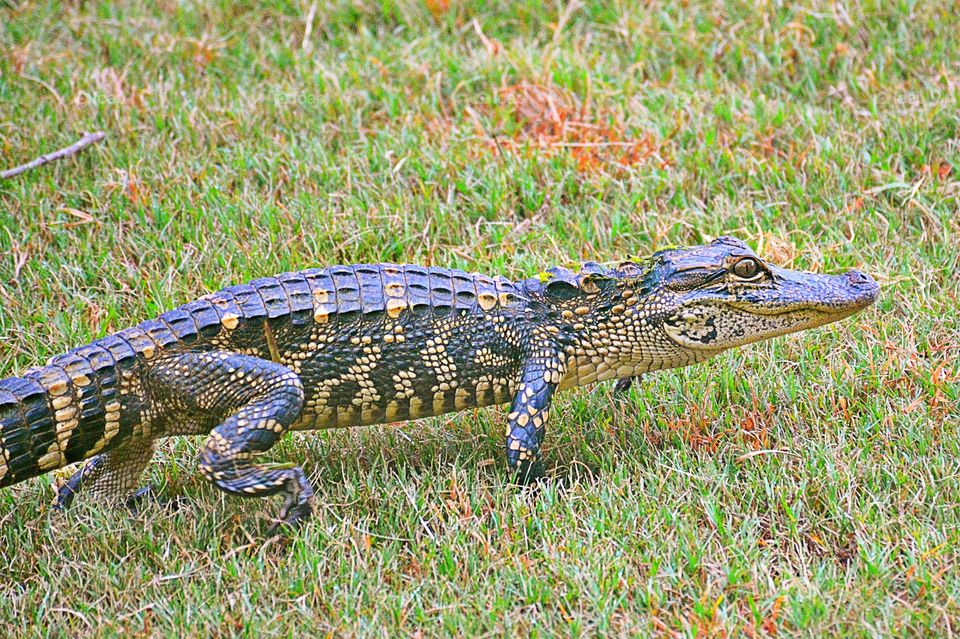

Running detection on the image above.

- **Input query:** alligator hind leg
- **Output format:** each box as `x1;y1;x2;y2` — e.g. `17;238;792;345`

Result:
148;351;310;533
53;439;156;511
199;403;314;534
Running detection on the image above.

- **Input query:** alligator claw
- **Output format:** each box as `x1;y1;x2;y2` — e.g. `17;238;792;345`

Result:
268;501;314;537
52;483;78;512
512;459;547;486
268;489;316;536
614;375;641;396
52;456;106;512
125;484;184;514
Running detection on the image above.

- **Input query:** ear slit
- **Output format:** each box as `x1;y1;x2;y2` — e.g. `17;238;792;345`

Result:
544;279;580;301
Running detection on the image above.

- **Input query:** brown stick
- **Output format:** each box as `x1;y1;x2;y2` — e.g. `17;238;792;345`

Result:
0;131;106;180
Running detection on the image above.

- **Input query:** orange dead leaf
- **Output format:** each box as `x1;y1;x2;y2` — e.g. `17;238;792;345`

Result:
9;44;31;74
845;196;865;214
761;596;785;636
424;0;449;19
105;169;149;206
920;161;954;181
488;82;667;174
187;33;225;70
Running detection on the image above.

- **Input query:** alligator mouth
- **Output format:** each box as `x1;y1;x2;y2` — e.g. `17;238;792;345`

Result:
725;302;863;318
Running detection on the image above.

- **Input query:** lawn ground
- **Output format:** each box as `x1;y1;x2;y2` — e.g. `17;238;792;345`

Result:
1;1;959;636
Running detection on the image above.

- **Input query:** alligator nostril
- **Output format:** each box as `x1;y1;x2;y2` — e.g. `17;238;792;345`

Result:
846;270;873;288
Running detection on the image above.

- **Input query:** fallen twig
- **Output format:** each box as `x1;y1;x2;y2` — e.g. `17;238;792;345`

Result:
1;131;106;180
301;0;318;51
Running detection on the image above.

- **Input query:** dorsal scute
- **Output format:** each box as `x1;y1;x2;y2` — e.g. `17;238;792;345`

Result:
302;264;524;323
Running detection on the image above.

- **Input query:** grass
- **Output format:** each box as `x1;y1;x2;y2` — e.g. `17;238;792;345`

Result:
0;0;958;635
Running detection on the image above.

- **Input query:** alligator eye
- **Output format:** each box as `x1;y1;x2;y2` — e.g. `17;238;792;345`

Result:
732;257;762;280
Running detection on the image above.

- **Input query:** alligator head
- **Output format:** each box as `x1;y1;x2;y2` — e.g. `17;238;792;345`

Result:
539;235;879;385
651;236;879;352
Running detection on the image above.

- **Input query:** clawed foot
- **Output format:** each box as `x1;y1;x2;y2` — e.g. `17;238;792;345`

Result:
267;500;315;536
55;473;180;515
613;377;633;395
53;482;79;512
511;459;547;486
613;375;641;398
267;504;313;537
125;484;185;514
52;456;106;512
267;480;316;536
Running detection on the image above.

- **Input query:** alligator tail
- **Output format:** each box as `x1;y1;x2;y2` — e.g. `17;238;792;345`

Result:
0;372;71;489
0;289;258;490
0;340;137;489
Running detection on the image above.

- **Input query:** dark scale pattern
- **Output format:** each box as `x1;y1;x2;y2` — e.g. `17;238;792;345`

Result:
0;239;880;532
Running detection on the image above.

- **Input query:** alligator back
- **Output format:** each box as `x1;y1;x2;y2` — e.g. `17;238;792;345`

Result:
0;264;535;488
200;264;534;429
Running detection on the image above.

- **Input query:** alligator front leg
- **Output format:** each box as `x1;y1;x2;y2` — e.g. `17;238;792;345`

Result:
506;353;566;484
147;351;312;534
613;374;643;397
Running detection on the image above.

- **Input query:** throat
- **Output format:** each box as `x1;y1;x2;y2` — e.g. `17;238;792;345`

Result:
558;338;716;390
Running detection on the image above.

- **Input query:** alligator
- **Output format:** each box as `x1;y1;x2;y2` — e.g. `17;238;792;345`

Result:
0;237;878;532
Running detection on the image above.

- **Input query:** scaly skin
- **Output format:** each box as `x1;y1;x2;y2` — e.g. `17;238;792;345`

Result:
0;237;879;531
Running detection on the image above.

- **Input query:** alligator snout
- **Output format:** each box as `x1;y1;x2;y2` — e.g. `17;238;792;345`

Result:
842;269;880;307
